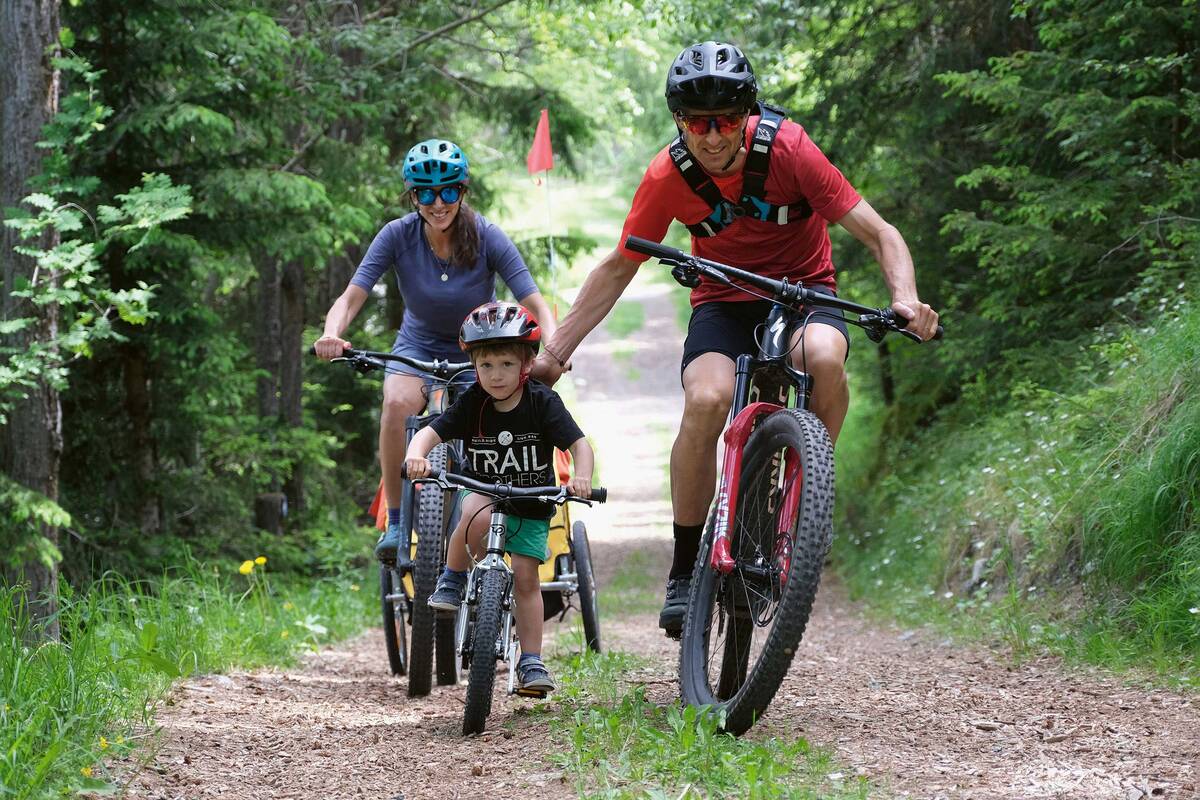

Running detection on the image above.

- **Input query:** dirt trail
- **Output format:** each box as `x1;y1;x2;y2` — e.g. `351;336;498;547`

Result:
112;273;1198;799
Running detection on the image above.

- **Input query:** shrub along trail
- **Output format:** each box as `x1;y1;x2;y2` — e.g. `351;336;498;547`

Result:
109;274;1197;798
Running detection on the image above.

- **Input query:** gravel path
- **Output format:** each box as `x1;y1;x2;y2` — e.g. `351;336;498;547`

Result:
110;272;1199;799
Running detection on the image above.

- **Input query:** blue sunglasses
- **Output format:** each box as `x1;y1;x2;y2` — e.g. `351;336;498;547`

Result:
414;184;465;206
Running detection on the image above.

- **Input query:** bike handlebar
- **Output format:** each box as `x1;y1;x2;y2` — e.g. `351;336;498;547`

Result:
309;345;472;378
402;465;607;504
624;235;943;343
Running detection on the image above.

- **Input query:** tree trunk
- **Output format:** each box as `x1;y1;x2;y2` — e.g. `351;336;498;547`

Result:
255;258;282;532
121;343;161;534
878;344;895;407
280;259;305;515
0;0;62;639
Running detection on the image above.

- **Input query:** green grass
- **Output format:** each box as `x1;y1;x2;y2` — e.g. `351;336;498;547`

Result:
835;299;1200;686
546;648;871;799
598;549;663;617
0;555;373;797
606;301;646;339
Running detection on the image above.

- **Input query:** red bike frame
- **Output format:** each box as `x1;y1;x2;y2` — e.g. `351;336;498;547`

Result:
709;401;803;583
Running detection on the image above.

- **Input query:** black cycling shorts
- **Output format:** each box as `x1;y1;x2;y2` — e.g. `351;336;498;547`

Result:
680;296;851;379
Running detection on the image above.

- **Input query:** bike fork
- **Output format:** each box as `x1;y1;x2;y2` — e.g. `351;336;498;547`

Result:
710;402;782;574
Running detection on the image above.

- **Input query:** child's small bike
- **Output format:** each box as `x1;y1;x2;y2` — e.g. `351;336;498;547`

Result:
407;467;607;735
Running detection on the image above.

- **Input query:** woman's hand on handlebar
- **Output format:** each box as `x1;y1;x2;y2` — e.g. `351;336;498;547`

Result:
891;298;940;342
314;334;352;360
567;475;592;498
405;455;432;480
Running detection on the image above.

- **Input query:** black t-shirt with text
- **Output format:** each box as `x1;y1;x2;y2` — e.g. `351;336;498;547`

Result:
429;381;585;519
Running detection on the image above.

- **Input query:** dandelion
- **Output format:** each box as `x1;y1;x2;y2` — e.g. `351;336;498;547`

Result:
99;736;108;750
115;736;125;745
349;584;360;592
255;556;267;565
283;601;294;611
81;766;94;778
281;630;290;638
239;560;254;575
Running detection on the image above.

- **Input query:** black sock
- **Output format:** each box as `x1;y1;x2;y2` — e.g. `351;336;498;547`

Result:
669;522;704;580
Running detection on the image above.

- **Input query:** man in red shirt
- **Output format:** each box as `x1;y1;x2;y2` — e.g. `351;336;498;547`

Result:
535;41;939;637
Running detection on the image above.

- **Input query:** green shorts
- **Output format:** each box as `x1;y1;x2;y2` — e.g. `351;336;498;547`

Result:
457;490;550;563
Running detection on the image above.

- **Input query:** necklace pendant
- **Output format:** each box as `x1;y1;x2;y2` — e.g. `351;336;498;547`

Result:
440;273;448;282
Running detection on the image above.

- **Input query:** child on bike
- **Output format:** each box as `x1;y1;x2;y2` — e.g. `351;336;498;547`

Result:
404;301;594;693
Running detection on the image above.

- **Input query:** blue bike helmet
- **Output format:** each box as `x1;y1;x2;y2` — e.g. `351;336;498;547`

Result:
403;139;470;188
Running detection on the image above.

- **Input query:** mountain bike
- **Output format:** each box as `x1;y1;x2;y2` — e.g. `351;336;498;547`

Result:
406;468;606;735
315;346;471;696
624;235;941;735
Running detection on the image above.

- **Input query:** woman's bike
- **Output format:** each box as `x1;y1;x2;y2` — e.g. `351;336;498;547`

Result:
624;235;941;735
406;468;607;735
315;346;471;696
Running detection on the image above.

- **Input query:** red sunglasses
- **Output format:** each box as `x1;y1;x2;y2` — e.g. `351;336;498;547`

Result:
675;111;748;136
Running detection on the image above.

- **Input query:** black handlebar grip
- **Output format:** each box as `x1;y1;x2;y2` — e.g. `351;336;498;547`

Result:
589;487;607;503
624;235;684;262
399;463;408;480
934;324;944;341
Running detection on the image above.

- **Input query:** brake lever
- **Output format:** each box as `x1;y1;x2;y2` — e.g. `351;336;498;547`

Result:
671;263;701;289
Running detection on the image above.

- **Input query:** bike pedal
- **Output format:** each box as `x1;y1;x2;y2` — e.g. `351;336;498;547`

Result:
664;629;683;641
514;687;548;699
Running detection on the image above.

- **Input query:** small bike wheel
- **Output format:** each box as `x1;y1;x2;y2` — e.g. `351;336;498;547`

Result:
571;520;601;653
463;568;507;735
408;442;451;697
380;565;408;676
679;408;834;735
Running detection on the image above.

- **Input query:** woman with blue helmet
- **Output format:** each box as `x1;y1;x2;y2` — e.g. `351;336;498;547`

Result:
315;138;557;561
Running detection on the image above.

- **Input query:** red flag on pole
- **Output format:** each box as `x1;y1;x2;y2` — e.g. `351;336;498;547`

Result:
526;109;553;175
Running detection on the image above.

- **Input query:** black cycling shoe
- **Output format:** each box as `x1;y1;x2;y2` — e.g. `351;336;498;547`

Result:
658;575;691;639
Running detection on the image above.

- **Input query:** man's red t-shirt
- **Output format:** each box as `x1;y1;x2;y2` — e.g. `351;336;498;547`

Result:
618;117;862;306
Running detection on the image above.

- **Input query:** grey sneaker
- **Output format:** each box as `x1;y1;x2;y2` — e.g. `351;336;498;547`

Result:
517;657;556;693
374;522;402;563
658;575;691;639
427;572;466;611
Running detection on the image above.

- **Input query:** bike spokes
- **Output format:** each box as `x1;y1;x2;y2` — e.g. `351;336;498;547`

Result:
699;438;801;700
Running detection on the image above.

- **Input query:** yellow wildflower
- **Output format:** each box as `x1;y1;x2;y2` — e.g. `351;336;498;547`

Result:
115;736;125;745
283;601;294;611
255;556;267;565
81;766;93;778
239;560;254;575
280;630;289;639
99;736;108;750
349;584;360;592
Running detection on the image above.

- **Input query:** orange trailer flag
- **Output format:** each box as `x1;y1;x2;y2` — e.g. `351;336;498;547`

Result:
526;109;554;174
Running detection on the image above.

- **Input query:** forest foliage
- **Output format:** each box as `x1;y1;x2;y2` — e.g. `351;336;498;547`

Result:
1;0;1197;655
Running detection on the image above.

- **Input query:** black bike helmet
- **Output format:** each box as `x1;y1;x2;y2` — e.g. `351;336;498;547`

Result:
459;302;541;354
665;41;758;113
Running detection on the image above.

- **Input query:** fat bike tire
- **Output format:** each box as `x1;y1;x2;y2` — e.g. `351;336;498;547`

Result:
408;443;451;697
462;568;506;735
572;521;601;653
679;408;834;735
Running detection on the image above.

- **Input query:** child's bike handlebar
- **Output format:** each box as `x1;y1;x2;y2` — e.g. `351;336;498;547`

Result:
402;466;607;505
